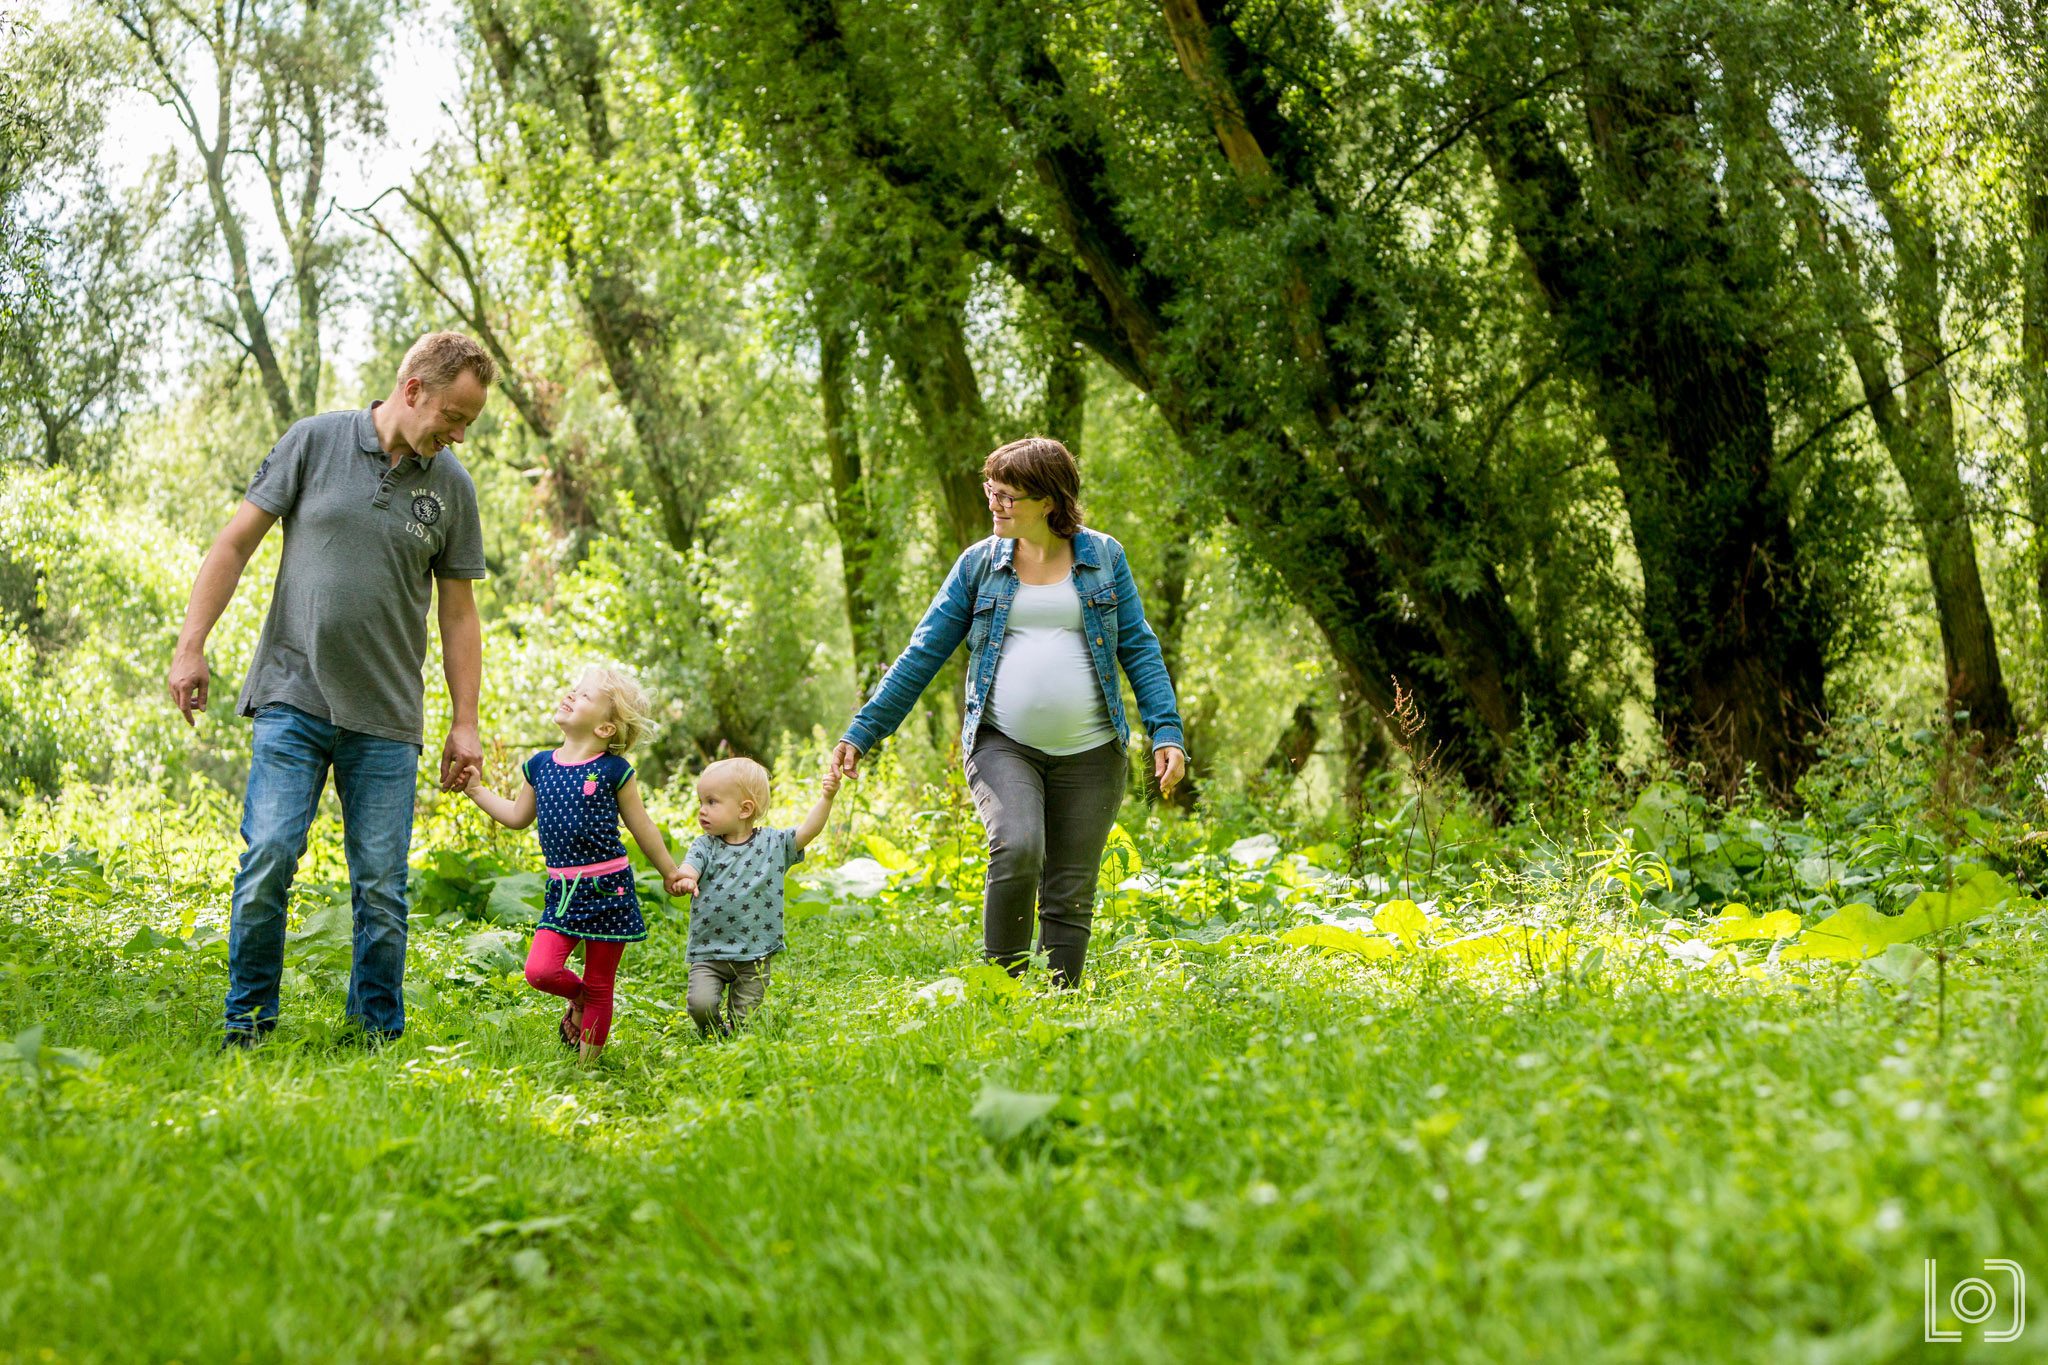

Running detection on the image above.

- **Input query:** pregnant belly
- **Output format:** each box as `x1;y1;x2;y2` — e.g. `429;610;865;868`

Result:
990;628;1110;746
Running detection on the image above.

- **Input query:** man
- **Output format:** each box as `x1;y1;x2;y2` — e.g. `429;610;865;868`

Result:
166;332;494;1047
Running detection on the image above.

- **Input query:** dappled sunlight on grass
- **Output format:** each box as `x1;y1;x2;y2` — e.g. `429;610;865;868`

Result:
4;779;2048;1359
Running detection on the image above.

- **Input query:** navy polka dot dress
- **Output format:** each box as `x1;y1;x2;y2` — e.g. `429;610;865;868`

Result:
524;749;646;942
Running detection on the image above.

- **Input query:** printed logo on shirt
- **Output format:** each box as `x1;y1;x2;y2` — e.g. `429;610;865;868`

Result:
404;489;447;546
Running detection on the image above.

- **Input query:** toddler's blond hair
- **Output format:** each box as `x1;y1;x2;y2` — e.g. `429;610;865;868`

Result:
581;665;652;755
699;756;771;819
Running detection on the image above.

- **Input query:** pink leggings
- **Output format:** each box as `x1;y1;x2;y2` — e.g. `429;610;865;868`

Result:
524;929;628;1047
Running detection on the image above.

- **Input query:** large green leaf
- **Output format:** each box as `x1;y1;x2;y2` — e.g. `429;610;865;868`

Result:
284;899;352;964
863;834;914;872
1705;905;1802;943
462;930;526;975
1280;924;1397;958
1782;869;2020;962
1780;903;1892;963
1885;868;2016;941
1374;900;1430;949
486;872;546;925
970;1084;1060;1142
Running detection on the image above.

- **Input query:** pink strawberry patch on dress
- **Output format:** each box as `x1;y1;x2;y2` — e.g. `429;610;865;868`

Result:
582;778;598;796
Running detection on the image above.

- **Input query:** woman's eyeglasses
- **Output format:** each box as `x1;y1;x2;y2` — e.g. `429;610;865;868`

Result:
983;481;1042;511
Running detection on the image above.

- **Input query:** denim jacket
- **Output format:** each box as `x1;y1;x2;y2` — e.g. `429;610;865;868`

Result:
843;528;1186;758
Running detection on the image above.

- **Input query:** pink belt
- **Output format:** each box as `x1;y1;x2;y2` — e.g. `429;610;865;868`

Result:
547;855;630;880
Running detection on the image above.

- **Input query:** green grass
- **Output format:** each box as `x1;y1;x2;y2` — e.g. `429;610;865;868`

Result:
2;790;2046;1363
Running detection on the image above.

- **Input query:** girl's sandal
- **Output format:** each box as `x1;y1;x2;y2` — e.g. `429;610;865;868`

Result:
558;1001;583;1048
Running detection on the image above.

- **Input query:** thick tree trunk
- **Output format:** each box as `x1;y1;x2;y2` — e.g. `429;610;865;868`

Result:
1841;297;2012;744
1480;76;1829;793
1260;703;1318;786
2026;159;2048;643
202;123;296;428
821;320;889;689
780;0;1576;793
1044;337;1086;455
890;304;994;556
1824;59;2015;748
1336;677;1389;809
1007;27;1570;789
1144;525;1200;809
473;0;706;553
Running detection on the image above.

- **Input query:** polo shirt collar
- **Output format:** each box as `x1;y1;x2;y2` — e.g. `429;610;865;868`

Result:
362;401;432;466
356;405;386;454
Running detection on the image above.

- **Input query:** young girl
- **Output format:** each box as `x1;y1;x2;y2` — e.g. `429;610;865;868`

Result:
463;665;688;1061
677;756;838;1035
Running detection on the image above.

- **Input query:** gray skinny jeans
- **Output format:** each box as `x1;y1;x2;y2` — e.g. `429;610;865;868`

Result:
964;724;1127;987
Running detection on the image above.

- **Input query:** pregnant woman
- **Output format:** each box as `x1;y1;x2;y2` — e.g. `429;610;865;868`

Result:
831;437;1186;987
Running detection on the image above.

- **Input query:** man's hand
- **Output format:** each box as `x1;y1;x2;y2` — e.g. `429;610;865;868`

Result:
167;648;210;726
441;723;482;792
1154;745;1187;799
166;500;275;730
830;740;862;782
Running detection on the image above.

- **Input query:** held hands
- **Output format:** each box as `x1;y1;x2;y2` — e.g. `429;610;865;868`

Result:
821;765;843;800
668;868;698;898
440;723;482;793
829;740;861;783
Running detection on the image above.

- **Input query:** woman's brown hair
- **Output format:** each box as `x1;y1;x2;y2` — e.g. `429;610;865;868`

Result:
983;436;1083;538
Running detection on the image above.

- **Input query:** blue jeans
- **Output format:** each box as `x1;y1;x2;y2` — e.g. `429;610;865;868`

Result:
224;704;421;1038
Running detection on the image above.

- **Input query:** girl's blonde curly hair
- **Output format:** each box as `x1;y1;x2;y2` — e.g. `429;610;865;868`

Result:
581;665;653;755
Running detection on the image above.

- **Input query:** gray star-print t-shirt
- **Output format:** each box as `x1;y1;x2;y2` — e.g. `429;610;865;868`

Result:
683;827;803;962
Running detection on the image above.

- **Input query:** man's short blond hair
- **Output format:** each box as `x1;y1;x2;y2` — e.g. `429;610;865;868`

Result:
699;756;771;818
580;665;652;755
399;331;497;391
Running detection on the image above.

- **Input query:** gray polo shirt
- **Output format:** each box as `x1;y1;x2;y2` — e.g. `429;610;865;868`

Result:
235;404;486;745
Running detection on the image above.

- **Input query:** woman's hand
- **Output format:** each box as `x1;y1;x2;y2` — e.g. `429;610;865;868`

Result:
830;740;863;782
1154;745;1186;799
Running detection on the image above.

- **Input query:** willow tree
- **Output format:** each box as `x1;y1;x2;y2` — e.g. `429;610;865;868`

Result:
102;0;385;427
1958;0;2048;663
1436;0;1860;791
663;0;1598;790
1753;2;2015;749
464;0;739;556
0;17;157;470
